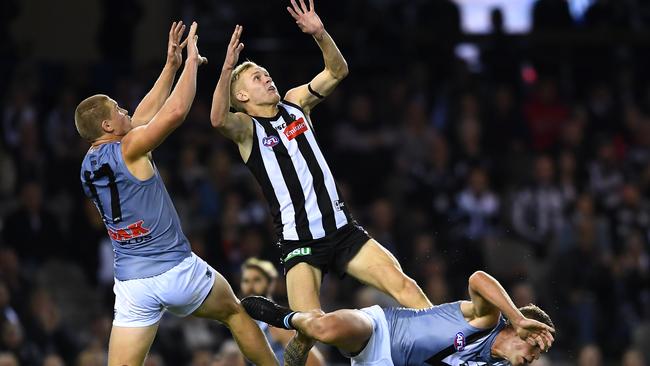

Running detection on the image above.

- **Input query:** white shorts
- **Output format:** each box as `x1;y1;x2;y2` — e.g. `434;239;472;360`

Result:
350;305;394;366
113;253;216;327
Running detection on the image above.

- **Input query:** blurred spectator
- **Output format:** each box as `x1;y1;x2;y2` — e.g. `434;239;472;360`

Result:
532;0;574;31
25;288;78;364
1;88;37;152
0;143;16;200
524;79;570;152
577;344;603;366
510;282;536;308
621;348;646;366
0;280;19;326
367;198;398;255
0;321;40;365
2;182;61;264
453;167;499;242
511;155;565;257
76;347;106;366
211;340;245;366
0;353;18;366
609;184;650;253
42;354;65;366
589;139;624;211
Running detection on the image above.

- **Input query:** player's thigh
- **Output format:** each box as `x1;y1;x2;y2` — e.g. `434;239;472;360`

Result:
286;262;323;311
108;324;159;366
192;271;240;321
344;239;405;291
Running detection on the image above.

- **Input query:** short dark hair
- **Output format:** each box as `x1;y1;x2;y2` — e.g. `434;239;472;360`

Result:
518;304;555;330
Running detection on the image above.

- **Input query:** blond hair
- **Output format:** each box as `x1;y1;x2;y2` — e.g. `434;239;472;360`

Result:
230;61;260;112
241;257;278;281
74;94;112;142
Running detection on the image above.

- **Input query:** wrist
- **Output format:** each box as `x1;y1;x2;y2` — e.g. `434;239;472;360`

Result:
312;28;326;41
164;62;180;72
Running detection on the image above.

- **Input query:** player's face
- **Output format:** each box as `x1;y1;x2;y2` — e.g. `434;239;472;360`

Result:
240;268;271;297
241;67;281;106
108;99;133;136
505;336;543;366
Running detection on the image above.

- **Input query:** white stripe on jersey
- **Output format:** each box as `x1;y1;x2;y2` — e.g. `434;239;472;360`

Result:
255;122;299;240
282;103;349;230
269;115;326;238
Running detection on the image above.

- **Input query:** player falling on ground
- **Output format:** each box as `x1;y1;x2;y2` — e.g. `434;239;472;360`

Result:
244;271;555;366
75;22;278;366
240;258;325;366
210;0;432;362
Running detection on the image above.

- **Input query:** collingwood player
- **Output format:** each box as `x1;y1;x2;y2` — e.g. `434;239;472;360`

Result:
210;0;432;361
76;22;277;366
243;271;555;366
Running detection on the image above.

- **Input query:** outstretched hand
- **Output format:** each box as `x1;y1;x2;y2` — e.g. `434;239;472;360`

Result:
166;21;187;70
287;0;324;38
185;22;208;66
513;317;555;352
223;25;244;71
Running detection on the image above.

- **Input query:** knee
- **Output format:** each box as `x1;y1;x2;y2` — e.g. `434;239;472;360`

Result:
303;311;340;344
390;272;425;302
215;297;242;321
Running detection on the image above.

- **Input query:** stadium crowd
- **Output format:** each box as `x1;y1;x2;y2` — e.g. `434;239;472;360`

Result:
0;0;649;365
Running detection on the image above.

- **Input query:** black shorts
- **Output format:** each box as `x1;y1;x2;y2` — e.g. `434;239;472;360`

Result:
279;222;371;277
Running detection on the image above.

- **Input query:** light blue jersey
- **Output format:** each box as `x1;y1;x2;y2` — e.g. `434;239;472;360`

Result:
80;142;190;280
383;301;508;366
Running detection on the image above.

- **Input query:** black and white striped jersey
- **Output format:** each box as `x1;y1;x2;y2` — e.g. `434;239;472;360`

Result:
245;100;351;241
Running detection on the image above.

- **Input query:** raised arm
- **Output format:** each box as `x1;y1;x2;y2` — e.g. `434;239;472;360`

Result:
122;22;207;160
131;21;187;127
464;271;554;350
284;0;348;114
210;25;253;145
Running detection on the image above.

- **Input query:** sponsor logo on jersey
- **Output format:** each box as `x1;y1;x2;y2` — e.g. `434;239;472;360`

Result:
107;220;152;245
454;332;466;351
283;117;308;140
283;247;312;262
262;135;280;148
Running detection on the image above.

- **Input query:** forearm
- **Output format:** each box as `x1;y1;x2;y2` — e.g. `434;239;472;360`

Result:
163;60;198;122
132;64;178;126
313;30;348;79
469;271;523;323
210;68;233;127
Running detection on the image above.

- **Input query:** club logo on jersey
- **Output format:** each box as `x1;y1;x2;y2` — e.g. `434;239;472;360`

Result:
107;220;152;245
273;121;287;131
454;332;466;351
283;117;308;140
262;135;280;148
334;200;345;211
283;247;312;262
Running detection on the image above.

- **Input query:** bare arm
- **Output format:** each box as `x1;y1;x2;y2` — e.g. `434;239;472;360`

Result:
464;271;554;350
210;25;251;144
131;22;187;127
284;0;348;114
268;327;325;366
122;22;207;160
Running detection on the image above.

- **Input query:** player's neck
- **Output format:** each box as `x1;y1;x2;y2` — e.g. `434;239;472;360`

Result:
91;134;122;148
246;103;279;118
490;330;509;360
